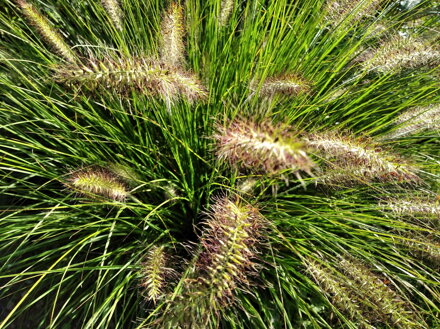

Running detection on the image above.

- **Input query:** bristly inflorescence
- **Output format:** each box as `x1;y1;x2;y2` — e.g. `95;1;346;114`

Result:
304;257;375;329
195;196;266;302
337;256;424;328
16;0;76;62
160;3;185;67
140;245;173;303
381;197;440;219
253;74;311;98
305;255;425;329
359;35;440;73
382;104;440;139
150;196;266;328
304;131;420;184
65;167;128;201
324;0;382;27
214;118;314;177
218;0;235;27
54;56;207;103
101;0;123;31
398;233;440;270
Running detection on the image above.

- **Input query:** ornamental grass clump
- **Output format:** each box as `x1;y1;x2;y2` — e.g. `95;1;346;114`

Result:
1;0;440;328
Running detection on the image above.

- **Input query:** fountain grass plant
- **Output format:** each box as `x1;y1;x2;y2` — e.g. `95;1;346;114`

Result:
0;0;439;328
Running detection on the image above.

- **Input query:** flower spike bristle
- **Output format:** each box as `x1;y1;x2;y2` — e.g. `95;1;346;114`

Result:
54;56;207;103
101;0;123;30
305;131;420;184
383;104;440;139
359;35;440;73
66;167;128;201
16;0;76;62
160;2;185;67
254;74;311;98
140;245;172;303
219;0;234;27
214;118;314;176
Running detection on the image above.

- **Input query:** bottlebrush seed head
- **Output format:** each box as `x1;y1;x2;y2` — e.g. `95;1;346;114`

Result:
399;233;440;270
140;245;171;303
338;257;424;328
195;196;265;302
54;56;207;103
253;74;311;98
359;35;440;73
66;167;128;201
218;0;234;27
383;104;440;139
160;3;185;67
304;131;420;184
324;0;381;27
214;118;314;176
101;0;123;30
304;257;375;329
381;197;440;219
16;0;76;62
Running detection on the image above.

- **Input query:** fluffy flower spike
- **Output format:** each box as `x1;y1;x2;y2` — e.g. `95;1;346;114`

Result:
140;245;172;303
304;257;375;329
66;167;128;201
324;0;382;27
305;131;420;184
400;233;440;270
305;256;425;329
338;257;424;328
219;0;234;27
16;0;76;62
101;0;123;30
214;118;314;177
381;197;440;219
383;104;440;139
160;2;185;67
150;196;266;328
54;56;207;103
359;35;440;73
255;74;311;98
195;196;266;301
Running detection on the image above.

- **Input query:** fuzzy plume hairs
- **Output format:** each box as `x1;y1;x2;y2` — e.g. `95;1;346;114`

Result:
382;104;440;139
253;73;311;99
54;56;207;103
359;35;440;73
16;0;76;62
65;167;128;201
214;118;314;177
151;196;266;328
305;255;426;329
304;131;420;184
160;2;185;67
50;2;207;105
101;0;123;30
